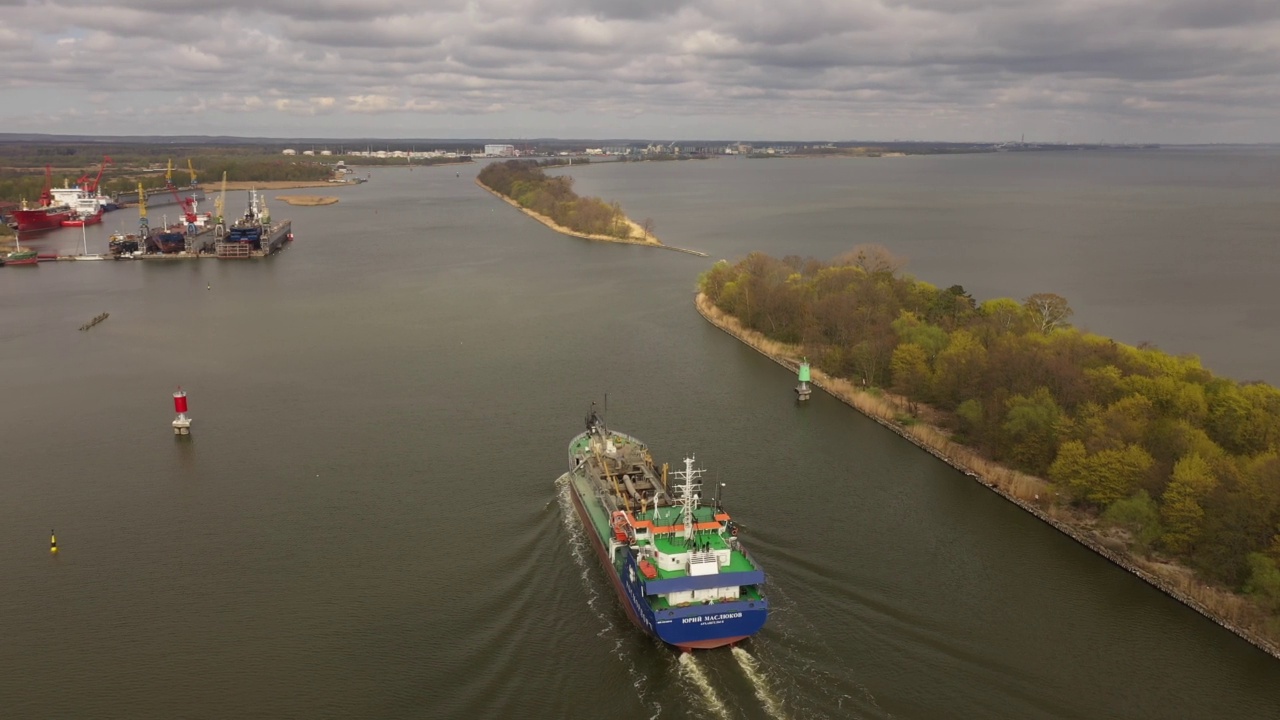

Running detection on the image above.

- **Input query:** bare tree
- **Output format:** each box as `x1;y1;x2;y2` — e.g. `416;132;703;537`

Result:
835;244;905;276
640;218;654;239
1024;293;1074;334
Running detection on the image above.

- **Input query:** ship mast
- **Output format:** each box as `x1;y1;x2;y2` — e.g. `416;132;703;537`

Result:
676;457;704;546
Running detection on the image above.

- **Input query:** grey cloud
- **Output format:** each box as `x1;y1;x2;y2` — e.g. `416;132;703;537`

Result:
0;0;1277;141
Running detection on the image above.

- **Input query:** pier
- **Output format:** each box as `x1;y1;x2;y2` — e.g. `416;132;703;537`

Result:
24;221;292;263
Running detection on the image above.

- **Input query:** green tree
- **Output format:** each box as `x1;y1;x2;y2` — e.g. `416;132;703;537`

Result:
932;329;987;408
1161;453;1218;553
1049;440;1089;496
1095;395;1156;451
955;398;984;442
1245;553;1280;612
890;343;932;398
1003;387;1062;473
1104;490;1163;552
890;312;948;360
1051;441;1153;508
976;297;1031;339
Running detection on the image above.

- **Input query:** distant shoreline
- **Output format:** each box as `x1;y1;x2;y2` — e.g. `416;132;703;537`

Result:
201;180;341;191
474;178;707;256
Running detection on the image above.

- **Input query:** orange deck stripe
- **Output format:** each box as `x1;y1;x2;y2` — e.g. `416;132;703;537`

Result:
629;512;729;535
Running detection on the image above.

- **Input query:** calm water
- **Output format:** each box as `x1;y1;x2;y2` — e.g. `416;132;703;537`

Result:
2;152;1279;719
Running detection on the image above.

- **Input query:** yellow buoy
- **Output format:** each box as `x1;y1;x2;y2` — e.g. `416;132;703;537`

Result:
50;530;58;554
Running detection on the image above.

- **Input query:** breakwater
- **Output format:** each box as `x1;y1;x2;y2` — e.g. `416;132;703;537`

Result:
694;292;1280;662
475;179;707;257
79;312;109;331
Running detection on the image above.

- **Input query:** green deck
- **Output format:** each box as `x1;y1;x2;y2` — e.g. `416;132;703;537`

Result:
569;434;593;456
635;505;759;579
641;505;721;526
568;449;761;591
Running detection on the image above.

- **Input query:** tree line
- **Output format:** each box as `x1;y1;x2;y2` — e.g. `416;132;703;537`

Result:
477;160;630;238
0;160;336;204
699;248;1280;615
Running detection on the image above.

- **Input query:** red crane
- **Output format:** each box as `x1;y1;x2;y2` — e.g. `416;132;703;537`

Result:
72;156;112;193
38;165;55;206
86;156;112;193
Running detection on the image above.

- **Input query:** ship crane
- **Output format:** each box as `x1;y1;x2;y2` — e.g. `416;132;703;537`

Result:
85;156;112;194
137;181;149;237
213;170;227;234
161;159;196;225
38;165;55;207
179;196;199;225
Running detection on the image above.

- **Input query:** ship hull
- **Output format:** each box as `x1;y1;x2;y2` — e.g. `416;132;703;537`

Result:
146;230;188;254
61;211;104;227
4;250;39;266
216;220;292;258
12;207;72;232
564;465;768;650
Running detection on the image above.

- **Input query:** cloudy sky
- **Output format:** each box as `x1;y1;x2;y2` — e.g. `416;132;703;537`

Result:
2;0;1278;142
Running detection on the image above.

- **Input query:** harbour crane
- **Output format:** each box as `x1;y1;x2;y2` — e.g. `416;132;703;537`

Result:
187;159;197;187
137;181;149;237
37;165;54;207
213;171;227;231
159;158;197;225
73;156;113;194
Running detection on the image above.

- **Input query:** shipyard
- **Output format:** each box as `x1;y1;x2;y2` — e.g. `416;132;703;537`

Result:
0;142;473;266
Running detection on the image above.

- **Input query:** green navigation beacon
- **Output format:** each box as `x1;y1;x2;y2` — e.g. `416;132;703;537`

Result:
795;358;812;401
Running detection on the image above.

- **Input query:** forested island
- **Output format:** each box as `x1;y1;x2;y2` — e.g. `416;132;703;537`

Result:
698;247;1280;655
476;160;662;246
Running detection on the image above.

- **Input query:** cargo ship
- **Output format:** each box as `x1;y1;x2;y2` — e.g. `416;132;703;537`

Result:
215;189;292;258
15;158;115;231
145;229;188;254
61;209;104;227
10;201;72;232
108;232;140;258
559;407;768;650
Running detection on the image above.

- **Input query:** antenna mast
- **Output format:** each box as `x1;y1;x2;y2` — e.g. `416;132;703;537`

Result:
676;457;704;546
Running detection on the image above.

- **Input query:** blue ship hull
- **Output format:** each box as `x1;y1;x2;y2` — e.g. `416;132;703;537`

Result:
566;471;768;649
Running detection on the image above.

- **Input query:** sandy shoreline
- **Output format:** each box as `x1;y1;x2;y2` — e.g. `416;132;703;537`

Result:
475;179;706;256
693;292;1280;661
275;195;338;206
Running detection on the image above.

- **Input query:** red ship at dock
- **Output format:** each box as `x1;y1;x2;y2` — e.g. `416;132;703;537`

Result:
11;166;73;232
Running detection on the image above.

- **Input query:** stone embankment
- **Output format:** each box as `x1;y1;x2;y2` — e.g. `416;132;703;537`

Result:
694;292;1280;661
476;180;707;257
